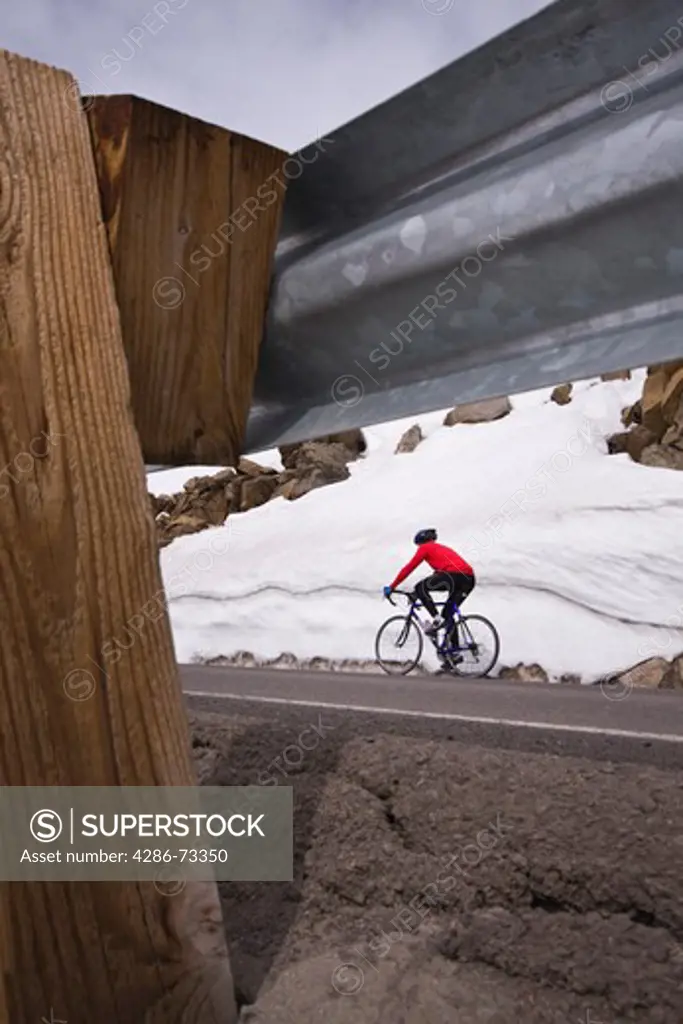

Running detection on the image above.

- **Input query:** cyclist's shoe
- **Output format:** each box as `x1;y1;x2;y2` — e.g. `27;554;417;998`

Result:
436;652;463;674
425;615;444;636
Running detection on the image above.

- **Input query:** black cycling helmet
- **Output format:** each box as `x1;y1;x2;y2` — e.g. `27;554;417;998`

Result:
414;528;437;545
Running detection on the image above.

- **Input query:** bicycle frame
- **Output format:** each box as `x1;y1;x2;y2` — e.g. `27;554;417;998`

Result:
389;589;472;656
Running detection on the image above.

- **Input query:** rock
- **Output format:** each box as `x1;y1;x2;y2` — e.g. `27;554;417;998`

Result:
621;400;642;428
169;470;234;524
150;455;284;546
202;489;230;525
641;361;683;436
395;424;424;453
197;652;387;674
443;396;511;426
238;457;276;477
612;365;683;469
229;650;259;668
227;476;243;512
498;663;549;684
150;492;174;516
639;444;683;471
626;425;659;461
183;468;234;492
662;409;683;448
319;429;367;459
550;383;572;405
559;673;582;686
287;466;350;501
641;367;670;435
614;657;669;690
662;390;683;443
165;486;228;527
661;366;683;426
151;467;237;545
268;652;299;669
278;444;302;470
273;474;301;501
308;447;351;480
298;444;348;474
606;431;629;455
607;425;658;461
279;429;366;469
307;656;334;671
600;369;631;381
239;474;278;511
660;654;683;689
208;468;236;487
276;442;351;500
159;512;209;545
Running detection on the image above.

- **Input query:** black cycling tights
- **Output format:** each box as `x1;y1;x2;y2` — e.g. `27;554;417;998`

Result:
414;571;475;620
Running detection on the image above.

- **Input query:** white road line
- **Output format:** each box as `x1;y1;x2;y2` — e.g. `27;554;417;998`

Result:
184;689;683;744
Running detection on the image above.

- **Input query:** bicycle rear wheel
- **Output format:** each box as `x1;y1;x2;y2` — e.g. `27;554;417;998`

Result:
450;614;499;677
375;615;424;675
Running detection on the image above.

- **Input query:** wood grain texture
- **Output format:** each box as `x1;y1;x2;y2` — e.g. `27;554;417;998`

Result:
0;51;237;1023
86;95;287;466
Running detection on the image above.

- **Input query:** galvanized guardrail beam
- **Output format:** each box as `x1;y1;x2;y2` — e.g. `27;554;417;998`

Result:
245;0;683;451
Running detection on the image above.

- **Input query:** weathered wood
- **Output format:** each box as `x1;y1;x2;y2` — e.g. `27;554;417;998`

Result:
85;94;287;466
0;52;237;1023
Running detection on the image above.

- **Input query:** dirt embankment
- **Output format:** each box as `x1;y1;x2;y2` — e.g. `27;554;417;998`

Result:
190;707;683;1024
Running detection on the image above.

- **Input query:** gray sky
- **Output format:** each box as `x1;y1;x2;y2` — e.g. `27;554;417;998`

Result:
4;0;551;151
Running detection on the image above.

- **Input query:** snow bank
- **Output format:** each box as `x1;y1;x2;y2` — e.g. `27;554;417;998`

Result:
149;372;683;681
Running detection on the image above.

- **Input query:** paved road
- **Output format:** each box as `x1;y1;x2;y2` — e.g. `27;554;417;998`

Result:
181;665;683;768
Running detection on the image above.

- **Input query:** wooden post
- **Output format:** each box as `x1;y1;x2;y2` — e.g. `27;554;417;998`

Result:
85;95;288;466
0;52;237;1023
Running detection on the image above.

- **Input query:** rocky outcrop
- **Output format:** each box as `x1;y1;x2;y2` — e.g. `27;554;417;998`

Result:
275;442;351;500
200;651;391;674
192;649;683;689
642;363;683;434
607;424;658;461
661;655;683;689
621;399;642;428
607;360;683;469
238;473;279;511
606;657;670;691
395;424;424;453
498;663;550;684
639;444;683;471
550;383;572;405
279;428;366;468
276;430;367;499
153;468;236;547
151;433;365;547
443;396;511;426
496;654;683;690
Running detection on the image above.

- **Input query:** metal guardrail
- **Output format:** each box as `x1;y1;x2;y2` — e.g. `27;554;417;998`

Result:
245;0;683;451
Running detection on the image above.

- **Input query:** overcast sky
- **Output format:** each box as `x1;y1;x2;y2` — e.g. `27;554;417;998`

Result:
4;0;551;151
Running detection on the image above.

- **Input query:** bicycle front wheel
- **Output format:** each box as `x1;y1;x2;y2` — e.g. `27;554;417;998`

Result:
452;614;500;678
375;615;424;675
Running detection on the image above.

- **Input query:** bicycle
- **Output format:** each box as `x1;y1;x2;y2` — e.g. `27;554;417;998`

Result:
375;588;500;677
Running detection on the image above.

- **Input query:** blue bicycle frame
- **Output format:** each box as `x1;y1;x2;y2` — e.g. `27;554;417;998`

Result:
391;589;468;658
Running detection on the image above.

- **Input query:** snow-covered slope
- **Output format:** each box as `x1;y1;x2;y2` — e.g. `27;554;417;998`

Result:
148;372;683;681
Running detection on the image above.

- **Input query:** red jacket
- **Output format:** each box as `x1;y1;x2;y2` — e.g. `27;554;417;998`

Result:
390;542;473;590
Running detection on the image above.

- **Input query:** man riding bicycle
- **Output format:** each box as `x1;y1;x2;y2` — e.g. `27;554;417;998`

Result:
383;528;476;638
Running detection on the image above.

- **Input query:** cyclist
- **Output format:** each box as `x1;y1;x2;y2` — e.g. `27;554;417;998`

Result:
383;528;476;636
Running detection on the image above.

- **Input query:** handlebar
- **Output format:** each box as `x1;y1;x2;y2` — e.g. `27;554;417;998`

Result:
385;588;414;607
